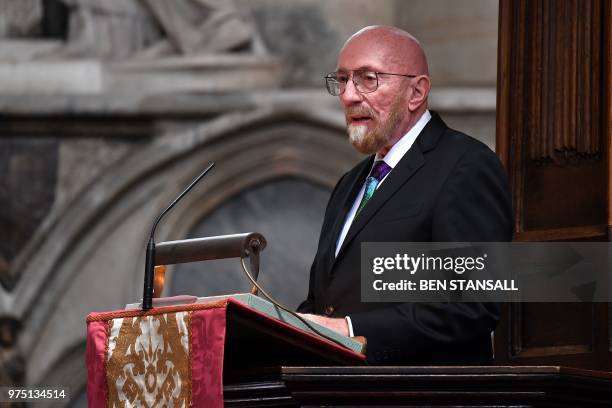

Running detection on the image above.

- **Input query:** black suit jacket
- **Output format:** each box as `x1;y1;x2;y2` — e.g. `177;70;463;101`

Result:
298;112;513;365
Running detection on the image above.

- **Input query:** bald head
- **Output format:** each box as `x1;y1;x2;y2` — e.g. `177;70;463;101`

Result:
340;26;429;76
340;25;429;76
335;25;432;156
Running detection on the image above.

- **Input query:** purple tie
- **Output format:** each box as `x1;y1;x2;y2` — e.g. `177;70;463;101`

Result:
355;160;392;218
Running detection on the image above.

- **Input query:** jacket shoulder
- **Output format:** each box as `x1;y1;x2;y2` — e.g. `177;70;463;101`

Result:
438;127;493;156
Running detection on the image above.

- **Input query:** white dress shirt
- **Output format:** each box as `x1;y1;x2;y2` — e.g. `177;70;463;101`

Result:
336;110;432;336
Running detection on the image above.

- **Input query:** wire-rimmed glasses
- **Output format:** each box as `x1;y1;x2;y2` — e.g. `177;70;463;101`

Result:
324;70;417;96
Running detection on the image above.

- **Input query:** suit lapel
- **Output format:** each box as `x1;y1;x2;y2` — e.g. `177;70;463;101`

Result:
324;157;374;273
329;157;374;245
334;146;425;260
332;112;448;265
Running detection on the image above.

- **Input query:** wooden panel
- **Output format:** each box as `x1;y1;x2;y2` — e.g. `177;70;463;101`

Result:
524;162;606;229
224;366;612;407
514;225;607;241
514;303;593;352
230;366;612;407
495;0;612;369
497;0;607;235
608;0;612;236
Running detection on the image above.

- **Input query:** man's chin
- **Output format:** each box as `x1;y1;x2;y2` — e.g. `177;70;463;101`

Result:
348;126;382;155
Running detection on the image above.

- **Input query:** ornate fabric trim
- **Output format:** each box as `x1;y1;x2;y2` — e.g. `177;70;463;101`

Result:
105;311;192;407
86;300;229;322
87;301;228;407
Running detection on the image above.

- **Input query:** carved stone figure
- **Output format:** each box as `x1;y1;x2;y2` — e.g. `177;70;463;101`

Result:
0;0;42;38
55;0;263;60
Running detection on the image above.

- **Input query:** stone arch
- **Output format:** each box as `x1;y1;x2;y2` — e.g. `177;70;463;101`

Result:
167;176;333;309
16;106;360;385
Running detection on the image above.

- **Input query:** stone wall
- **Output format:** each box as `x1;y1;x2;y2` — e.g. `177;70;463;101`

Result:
0;1;498;405
237;0;498;145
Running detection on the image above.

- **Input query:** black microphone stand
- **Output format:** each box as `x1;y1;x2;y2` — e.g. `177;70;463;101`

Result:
142;163;215;310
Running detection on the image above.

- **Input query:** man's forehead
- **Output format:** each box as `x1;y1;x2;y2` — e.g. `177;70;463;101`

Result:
336;28;427;75
336;38;397;71
336;65;378;73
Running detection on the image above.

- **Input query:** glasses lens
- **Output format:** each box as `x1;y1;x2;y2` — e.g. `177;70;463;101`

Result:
325;75;341;96
354;71;378;93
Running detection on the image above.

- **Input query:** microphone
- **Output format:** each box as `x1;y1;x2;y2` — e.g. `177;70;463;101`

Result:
142;163;215;310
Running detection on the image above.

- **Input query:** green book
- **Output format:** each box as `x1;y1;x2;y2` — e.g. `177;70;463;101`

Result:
127;293;364;355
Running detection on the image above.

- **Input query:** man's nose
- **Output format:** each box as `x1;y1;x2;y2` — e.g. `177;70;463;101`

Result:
340;78;363;106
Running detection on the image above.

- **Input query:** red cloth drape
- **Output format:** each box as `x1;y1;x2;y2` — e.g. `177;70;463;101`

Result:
86;301;227;407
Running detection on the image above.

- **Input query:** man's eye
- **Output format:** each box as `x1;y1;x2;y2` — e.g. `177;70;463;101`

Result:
337;74;349;83
362;73;377;82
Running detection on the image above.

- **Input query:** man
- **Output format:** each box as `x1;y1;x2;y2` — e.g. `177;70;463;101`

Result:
297;26;512;365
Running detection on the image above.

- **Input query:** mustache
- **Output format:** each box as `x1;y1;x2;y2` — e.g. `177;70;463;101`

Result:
345;106;377;122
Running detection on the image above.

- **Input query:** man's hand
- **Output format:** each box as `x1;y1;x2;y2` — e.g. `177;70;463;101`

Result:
297;313;349;337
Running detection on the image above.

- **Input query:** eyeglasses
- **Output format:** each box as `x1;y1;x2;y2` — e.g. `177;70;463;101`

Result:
324;70;417;96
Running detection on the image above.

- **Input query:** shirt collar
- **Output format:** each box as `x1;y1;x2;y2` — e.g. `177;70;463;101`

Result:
375;109;432;167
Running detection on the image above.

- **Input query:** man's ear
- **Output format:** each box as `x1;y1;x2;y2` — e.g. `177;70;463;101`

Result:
408;75;431;111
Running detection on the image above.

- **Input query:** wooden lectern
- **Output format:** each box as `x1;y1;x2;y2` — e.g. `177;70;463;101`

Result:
86;296;365;407
86;233;612;406
86;234;365;407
